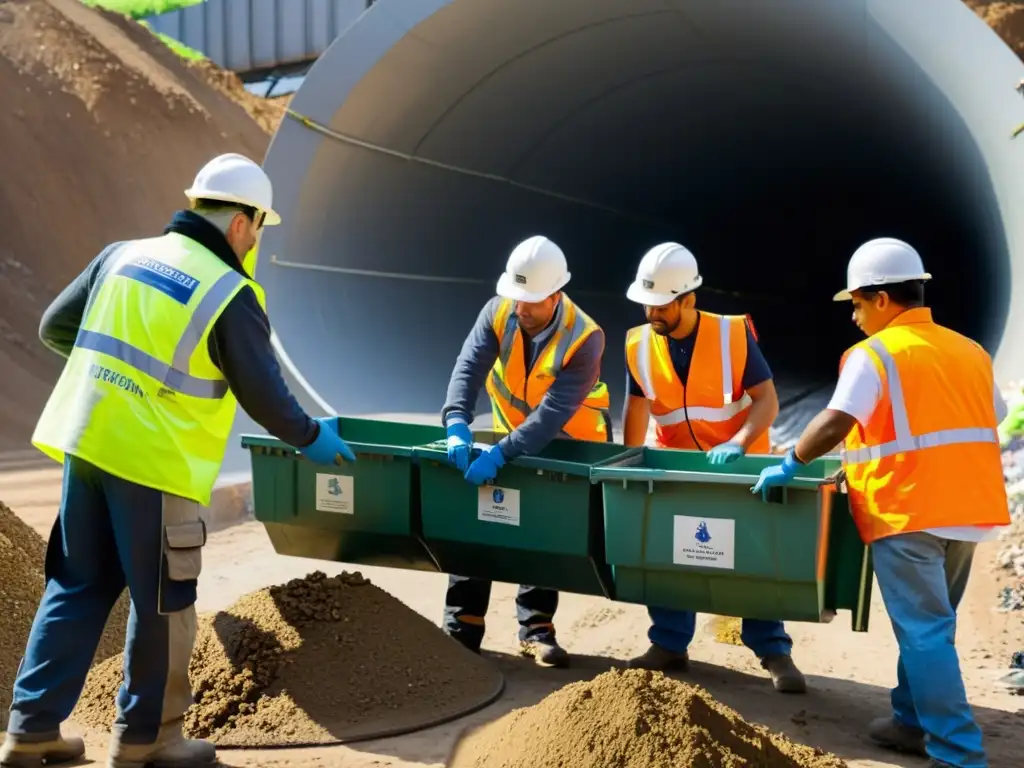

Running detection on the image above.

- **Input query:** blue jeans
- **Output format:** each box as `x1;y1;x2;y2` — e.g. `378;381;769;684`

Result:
871;531;986;768
648;608;793;658
8;456;202;744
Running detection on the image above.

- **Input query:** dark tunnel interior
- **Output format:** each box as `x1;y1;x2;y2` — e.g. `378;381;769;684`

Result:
235;0;1014;473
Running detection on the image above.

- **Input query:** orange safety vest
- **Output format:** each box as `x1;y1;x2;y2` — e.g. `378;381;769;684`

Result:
485;294;611;442
625;311;771;453
840;307;1009;543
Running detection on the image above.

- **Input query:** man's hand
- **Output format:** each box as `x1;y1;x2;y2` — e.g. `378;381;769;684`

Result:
446;422;473;471
707;442;745;465
750;450;801;500
464;443;505;486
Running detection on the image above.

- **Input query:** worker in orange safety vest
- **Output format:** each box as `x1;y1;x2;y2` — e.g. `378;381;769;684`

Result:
752;237;1010;768
620;242;806;694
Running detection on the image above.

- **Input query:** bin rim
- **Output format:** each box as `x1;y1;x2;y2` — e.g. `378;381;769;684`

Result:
239;432;419;459
413;440;635;477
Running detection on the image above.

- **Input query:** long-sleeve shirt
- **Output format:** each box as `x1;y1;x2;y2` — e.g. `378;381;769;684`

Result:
441;296;605;461
38;210;319;448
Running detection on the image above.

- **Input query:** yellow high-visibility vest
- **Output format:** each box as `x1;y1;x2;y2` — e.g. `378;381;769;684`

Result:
32;232;265;505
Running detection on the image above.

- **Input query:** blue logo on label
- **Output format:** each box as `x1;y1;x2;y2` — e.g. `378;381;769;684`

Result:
492;488;504;504
695;521;712;544
118;257;201;305
327;478;343;496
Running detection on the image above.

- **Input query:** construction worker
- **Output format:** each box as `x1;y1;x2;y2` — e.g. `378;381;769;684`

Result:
752;238;1010;768
1;154;356;768
441;235;611;668
620;242;807;694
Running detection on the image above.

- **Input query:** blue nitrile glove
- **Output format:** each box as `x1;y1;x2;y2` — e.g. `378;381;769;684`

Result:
464;443;506;486
751;450;801;499
707;442;745;465
298;417;357;465
446;421;473;472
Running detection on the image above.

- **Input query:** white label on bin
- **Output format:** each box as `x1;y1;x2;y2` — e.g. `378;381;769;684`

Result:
315;473;354;514
478;486;520;526
672;515;735;569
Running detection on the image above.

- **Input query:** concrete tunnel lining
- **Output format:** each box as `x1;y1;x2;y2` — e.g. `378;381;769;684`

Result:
222;0;1024;476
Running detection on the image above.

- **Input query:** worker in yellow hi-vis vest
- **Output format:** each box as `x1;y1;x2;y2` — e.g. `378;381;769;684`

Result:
1;154;355;768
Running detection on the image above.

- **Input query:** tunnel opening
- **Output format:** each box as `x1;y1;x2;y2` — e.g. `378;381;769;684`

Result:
237;0;1023;473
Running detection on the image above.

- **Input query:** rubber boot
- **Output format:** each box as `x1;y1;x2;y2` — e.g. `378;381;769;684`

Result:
867;716;927;757
520;636;570;668
107;727;215;768
0;731;85;768
761;654;808;693
627;644;690;672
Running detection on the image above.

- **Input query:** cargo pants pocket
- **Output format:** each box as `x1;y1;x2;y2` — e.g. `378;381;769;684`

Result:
159;495;207;615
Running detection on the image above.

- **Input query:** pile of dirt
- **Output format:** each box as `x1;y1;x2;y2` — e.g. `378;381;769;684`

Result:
966;1;1024;57
447;668;846;768
74;570;503;747
0;501;129;729
0;0;271;449
710;616;744;647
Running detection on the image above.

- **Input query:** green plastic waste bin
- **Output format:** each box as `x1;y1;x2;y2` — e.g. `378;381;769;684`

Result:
241;417;445;571
415;433;631;598
591;448;873;631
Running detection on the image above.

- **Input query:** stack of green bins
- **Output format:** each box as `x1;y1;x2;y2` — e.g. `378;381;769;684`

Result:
414;433;633;598
241;417;445;571
591;448;873;631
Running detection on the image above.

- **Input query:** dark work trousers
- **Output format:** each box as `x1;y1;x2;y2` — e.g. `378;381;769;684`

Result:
443;575;558;650
7;455;206;746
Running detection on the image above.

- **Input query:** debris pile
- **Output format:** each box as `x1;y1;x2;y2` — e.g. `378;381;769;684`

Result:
447;668;846;768
0;501;129;728
74;571;503;747
997;394;1024;612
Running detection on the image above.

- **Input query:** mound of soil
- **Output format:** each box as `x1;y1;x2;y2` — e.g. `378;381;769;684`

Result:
966;2;1024;56
74;571;503;747
0;0;271;450
447;668;846;768
0;501;130;731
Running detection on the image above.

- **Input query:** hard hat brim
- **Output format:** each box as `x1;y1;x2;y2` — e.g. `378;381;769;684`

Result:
832;272;932;302
184;188;281;226
626;276;702;307
496;271;571;303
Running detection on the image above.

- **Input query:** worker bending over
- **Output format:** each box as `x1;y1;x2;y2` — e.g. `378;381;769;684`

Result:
753;238;1009;768
441;235;611;668
621;243;806;694
1;154;355;768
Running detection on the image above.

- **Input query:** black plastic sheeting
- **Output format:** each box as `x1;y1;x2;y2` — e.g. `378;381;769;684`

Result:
223;0;1024;476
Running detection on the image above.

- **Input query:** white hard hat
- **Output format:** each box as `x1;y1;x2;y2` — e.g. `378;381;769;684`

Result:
184;153;281;226
626;242;703;306
496;235;571;302
833;237;931;301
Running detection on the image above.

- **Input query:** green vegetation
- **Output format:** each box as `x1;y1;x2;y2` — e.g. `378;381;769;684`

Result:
82;0;203;20
139;22;206;60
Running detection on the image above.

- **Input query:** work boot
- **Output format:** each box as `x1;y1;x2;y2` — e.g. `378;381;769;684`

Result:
520;637;570;668
867;716;927;757
627;644;690;672
0;731;85;768
761;654;807;693
108;729;216;768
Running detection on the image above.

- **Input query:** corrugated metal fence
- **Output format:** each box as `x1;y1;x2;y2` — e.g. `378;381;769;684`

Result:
144;0;373;74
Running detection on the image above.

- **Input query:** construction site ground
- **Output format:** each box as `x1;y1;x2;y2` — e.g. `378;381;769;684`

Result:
1;453;1020;768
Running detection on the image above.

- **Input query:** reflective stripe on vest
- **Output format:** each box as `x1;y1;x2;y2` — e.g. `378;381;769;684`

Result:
840;336;998;466
74;266;244;399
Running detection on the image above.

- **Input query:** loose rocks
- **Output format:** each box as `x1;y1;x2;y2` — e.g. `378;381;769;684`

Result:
74;571;503;747
0;501;129;728
447;668;846;768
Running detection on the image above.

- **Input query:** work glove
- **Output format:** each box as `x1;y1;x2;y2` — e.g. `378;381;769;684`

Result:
298;417;357;466
707;442;745;465
446;421;473;472
464;443;506;486
750;450;801;500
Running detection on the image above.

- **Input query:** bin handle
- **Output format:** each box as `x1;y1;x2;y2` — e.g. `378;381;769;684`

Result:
590;466;828;489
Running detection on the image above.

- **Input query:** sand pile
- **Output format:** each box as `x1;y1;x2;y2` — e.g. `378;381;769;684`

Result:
74;570;503;747
966;2;1024;57
0;0;271;450
448;668;846;768
0;501;130;729
711;616;744;647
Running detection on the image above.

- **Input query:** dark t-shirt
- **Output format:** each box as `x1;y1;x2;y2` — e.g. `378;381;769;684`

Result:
627;314;773;397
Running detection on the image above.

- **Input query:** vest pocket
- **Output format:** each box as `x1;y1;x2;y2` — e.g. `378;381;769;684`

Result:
164;520;207;581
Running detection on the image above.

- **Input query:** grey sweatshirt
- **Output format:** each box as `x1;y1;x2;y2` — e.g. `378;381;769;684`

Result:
441;296;606;461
